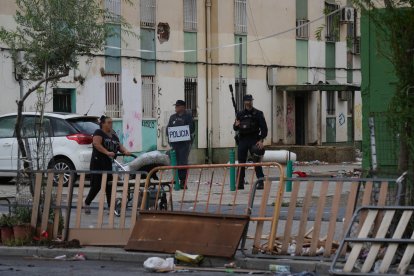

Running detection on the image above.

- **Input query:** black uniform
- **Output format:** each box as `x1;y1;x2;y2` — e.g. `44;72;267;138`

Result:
166;111;195;183
85;129;120;207
233;107;268;188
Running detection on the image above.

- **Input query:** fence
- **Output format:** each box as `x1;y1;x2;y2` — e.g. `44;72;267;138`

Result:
0;165;401;260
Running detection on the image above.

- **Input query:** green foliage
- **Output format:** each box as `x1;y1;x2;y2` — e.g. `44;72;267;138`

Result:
12;205;31;225
0;214;13;228
0;0;131;81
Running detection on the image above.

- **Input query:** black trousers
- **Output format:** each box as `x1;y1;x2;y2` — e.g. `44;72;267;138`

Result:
237;136;264;184
85;158;113;207
172;142;191;181
85;172;113;207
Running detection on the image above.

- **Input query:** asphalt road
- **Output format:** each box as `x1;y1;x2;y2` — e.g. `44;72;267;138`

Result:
0;256;254;276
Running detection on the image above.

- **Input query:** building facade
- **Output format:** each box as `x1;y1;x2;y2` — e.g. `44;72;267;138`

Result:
0;0;362;163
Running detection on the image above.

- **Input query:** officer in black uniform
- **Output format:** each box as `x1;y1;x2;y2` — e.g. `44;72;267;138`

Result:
167;100;195;189
233;94;268;190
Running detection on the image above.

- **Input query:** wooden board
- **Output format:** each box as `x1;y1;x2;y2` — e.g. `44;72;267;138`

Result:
281;181;300;254
125;211;249;258
310;181;329;255
324;181;343;257
397;230;414;274
343;210;378;272
75;173;86;228
361;210;395;273
295;181;314;256
379;210;413;273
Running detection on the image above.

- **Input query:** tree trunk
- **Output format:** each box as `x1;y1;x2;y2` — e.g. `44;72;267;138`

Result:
15;99;29;171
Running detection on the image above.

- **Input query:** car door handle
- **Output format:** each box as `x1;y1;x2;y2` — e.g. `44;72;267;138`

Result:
2;143;11;147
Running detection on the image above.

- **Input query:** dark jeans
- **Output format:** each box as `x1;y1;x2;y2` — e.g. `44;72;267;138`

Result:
85;170;113;207
172;142;191;181
237;136;264;184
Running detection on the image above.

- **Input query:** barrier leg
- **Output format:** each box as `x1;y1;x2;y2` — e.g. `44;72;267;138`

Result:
230;149;236;191
286;160;293;192
170;150;180;191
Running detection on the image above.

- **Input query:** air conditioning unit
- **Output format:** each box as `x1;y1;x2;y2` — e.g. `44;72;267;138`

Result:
267;67;277;86
339;91;351;101
341;7;355;23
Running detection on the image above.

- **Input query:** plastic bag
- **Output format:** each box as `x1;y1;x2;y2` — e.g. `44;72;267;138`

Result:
143;257;175;272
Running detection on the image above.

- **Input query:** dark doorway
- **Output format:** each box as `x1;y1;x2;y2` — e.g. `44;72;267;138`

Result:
295;96;306;145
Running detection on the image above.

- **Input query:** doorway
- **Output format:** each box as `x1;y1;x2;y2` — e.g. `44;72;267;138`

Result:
295;96;306;145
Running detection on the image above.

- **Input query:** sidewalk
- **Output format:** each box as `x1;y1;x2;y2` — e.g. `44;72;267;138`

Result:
0;245;331;274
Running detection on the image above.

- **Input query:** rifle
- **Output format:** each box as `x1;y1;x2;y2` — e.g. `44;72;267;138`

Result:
229;84;239;145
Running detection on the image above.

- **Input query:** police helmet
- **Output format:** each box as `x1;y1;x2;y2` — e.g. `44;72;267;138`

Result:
250;144;265;162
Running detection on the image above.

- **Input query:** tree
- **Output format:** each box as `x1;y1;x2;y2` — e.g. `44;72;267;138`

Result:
352;0;414;205
0;0;131;175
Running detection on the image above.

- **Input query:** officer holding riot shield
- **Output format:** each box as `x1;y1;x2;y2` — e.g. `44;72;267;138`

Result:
233;94;268;190
167;100;195;189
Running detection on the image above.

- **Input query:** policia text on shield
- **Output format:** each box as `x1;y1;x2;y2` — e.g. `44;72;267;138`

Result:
233;94;268;190
167;100;195;189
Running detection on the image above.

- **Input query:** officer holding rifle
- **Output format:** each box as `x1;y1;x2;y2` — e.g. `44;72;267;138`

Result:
233;94;268;190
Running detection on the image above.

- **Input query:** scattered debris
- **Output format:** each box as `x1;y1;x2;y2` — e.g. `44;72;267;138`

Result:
174;250;203;265
143;257;175;272
294;160;328;166
29;253;86;261
269;264;290;273
224;262;237;269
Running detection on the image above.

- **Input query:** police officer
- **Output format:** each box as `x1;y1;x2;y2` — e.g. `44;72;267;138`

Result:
233;94;268;190
167;100;195;189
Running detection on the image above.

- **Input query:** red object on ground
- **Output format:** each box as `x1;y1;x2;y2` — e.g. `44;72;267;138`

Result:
293;171;308;177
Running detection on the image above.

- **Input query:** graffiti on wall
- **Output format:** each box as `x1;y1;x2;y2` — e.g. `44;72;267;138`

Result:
338;113;346;126
286;103;295;138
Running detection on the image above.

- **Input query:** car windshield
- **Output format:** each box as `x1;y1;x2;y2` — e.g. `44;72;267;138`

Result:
67;118;99;135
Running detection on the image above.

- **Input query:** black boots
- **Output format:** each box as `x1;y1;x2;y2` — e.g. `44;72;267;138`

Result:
256;180;264;190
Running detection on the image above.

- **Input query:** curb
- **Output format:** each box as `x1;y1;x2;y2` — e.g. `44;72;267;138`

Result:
0;246;332;274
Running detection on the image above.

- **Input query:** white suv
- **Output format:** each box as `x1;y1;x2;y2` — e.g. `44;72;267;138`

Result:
0;112;99;185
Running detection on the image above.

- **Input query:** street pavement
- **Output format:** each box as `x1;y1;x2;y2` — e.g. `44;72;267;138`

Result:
0;256;249;276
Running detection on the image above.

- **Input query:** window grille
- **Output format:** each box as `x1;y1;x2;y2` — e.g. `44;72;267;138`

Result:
235;78;247;112
105;74;122;118
184;0;197;31
184;78;198;117
105;0;121;23
140;0;156;28
296;19;309;39
325;2;340;42
234;0;247;34
142;76;156;118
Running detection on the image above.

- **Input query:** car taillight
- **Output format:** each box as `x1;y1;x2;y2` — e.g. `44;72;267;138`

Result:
66;133;93;145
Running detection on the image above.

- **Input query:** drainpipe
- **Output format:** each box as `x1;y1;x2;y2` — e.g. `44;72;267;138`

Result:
206;0;213;163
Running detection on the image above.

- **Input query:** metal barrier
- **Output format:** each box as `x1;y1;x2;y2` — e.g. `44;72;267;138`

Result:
331;206;414;275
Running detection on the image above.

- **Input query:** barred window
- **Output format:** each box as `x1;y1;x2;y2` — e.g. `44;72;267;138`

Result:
234;0;247;34
326;92;336;116
296;19;309;39
184;0;197;31
105;0;121;22
142;76;156;118
184;78;197;117
325;2;340;42
140;0;156;28
235;79;247;112
105;74;122;118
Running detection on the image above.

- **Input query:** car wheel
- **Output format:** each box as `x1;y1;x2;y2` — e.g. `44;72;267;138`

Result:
49;158;76;186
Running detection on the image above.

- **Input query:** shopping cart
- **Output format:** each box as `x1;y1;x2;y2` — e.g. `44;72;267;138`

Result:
112;152;171;217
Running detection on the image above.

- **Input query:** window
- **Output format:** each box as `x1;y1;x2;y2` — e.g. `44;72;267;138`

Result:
105;74;122;118
325;2;340;42
296;19;309;39
67;118;100;135
234;0;247;34
140;0;156;28
184;0;197;31
105;0;121;23
142;76;156;118
347;92;353;116
326;92;336;116
22;116;51;138
53;88;73;113
235;79;247;112
353;36;360;55
51;118;77;137
185;78;197;117
0;116;16;138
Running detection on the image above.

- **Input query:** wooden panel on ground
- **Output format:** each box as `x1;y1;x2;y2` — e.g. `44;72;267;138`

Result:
125;211;249;258
68;228;131;246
